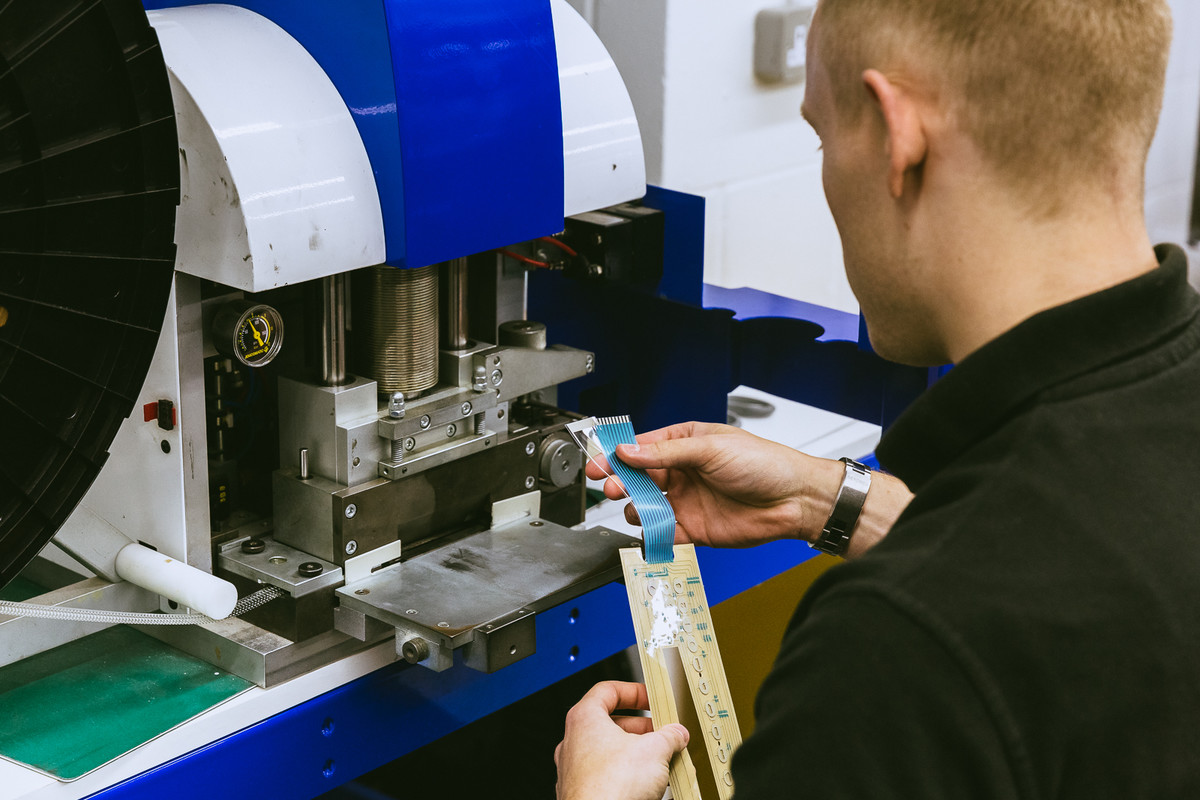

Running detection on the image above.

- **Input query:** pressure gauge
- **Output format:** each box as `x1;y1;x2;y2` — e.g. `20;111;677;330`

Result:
213;300;284;367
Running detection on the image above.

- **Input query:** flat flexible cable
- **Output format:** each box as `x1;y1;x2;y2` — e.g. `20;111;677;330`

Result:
593;415;677;564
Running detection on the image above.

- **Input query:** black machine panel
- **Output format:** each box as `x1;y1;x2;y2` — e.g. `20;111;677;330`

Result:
0;0;179;588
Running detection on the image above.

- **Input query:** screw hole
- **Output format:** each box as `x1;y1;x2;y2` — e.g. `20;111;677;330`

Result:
167;600;179;610
509;645;518;655
323;760;336;778
321;718;335;736
569;645;580;663
569;608;580;624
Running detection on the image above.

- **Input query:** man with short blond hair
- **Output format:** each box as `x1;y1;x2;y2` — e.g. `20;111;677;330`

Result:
555;0;1200;797
817;0;1172;209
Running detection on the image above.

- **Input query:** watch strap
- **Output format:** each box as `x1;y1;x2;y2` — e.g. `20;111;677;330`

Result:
811;457;871;556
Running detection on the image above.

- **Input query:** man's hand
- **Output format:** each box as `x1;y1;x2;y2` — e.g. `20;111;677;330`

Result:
586;421;912;557
555;681;689;800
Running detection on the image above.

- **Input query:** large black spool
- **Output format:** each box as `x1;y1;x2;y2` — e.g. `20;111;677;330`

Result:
0;0;179;588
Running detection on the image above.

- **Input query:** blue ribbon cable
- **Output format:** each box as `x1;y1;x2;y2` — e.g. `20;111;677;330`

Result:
594;416;676;564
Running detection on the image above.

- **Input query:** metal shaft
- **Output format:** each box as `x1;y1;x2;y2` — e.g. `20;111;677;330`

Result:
319;274;348;386
442;257;470;350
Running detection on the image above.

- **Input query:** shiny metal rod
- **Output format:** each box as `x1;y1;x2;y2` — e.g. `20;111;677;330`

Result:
319;274;348;386
442;257;469;350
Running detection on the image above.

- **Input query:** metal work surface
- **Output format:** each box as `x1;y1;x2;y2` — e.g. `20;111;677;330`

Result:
338;520;637;639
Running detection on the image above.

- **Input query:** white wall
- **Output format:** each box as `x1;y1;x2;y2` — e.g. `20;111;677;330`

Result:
571;0;1200;304
1147;0;1200;285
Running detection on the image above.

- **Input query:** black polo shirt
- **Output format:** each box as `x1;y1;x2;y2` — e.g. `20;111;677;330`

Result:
732;245;1200;799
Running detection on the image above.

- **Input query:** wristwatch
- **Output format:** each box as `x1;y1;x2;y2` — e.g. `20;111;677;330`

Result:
811;457;872;557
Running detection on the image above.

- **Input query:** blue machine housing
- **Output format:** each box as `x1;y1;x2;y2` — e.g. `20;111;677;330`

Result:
142;0;565;268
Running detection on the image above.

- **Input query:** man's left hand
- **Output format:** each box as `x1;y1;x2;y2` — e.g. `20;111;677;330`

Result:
555;681;690;800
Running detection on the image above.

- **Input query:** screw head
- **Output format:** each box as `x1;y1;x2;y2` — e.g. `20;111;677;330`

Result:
585;355;595;373
345;540;358;555
419;415;431;429
406;609;419;615
525;441;537;456
437;621;450;628
445;424;457;438
525;475;536;489
460;402;472;416
298;561;323;577
241;538;266;554
491;368;503;386
344;504;357;519
404;437;416;451
354;588;369;595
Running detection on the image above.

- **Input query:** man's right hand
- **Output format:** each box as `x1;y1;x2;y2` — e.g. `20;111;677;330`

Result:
585;421;911;557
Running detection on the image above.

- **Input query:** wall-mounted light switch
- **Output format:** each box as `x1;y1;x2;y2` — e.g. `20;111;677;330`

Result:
754;5;814;86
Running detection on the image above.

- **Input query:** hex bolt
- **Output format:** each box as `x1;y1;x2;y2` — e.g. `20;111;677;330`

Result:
460;402;473;416
445;424;457;438
419;415;431;430
404;437;417;451
525;442;537;456
491;368;504;386
388;392;405;419
345;540;358;555
473;365;488;392
241;538;266;554
525;475;536;489
298;562;323;577
401;638;429;664
344;504;357;519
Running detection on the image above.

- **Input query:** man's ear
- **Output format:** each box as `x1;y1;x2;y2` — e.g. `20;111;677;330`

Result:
862;69;927;199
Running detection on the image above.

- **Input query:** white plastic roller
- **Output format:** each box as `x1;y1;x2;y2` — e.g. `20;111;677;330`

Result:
115;543;239;620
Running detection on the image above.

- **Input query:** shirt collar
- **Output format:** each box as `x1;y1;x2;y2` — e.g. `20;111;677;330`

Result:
877;244;1197;492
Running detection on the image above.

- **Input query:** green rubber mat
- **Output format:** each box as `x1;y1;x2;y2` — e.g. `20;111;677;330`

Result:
0;625;252;781
0;577;45;602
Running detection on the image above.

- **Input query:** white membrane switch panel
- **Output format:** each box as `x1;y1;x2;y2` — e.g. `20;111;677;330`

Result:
621;544;741;800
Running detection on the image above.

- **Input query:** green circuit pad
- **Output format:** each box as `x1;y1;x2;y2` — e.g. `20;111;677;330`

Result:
0;625;252;781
